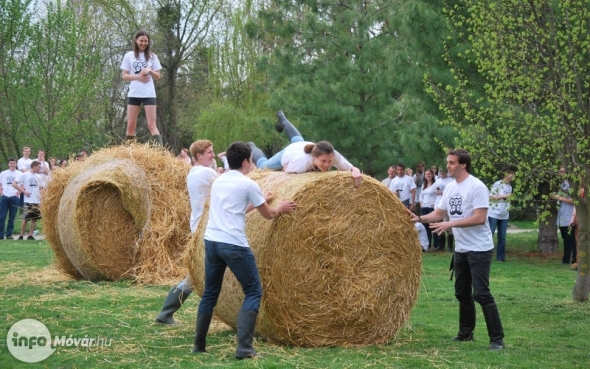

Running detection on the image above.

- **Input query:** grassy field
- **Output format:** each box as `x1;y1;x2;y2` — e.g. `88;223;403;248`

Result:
1;229;588;368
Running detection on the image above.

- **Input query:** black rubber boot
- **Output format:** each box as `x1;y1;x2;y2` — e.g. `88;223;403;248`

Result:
235;310;262;359
248;142;267;166
452;301;475;342
276;110;302;140
125;135;136;142
151;134;163;146
155;287;192;325
192;312;213;353
481;303;505;350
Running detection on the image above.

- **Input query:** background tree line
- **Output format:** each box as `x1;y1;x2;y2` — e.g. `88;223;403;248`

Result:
2;0;589;300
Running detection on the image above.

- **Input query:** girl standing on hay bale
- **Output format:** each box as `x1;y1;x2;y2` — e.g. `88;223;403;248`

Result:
249;111;363;188
155;140;219;325
120;30;163;145
193;141;296;359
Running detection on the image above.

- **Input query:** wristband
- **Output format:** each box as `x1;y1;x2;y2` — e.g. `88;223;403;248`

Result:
419;216;422;222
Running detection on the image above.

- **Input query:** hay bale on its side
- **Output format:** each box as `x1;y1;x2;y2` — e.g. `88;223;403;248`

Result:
41;143;191;283
187;171;421;347
58;160;150;281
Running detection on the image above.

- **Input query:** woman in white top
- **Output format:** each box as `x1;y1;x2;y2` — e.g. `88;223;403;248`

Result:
249;111;362;188
120;30;163;145
419;169;437;248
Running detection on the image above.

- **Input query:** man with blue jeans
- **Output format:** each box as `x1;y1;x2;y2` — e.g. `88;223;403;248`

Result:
408;149;505;351
488;169;515;261
0;158;21;239
192;141;296;359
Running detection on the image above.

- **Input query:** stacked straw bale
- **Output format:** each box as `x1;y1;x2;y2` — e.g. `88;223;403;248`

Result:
41;143;191;283
187;170;421;347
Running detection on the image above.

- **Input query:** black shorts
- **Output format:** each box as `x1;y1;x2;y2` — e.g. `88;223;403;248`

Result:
24;203;41;220
127;97;157;106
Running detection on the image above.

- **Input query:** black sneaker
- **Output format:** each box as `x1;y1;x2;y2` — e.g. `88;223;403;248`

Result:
18;235;24;240
5;235;13;239
27;235;35;240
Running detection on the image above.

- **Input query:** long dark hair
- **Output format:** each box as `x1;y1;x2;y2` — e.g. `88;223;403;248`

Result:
133;30;152;62
422;169;435;190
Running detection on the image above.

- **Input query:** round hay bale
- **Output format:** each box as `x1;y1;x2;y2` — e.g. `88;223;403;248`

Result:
41;143;191;283
187;170;421;347
58;159;150;281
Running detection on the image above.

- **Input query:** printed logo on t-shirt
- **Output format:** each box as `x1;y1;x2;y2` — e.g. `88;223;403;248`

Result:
133;61;148;74
449;194;463;216
392;182;404;193
5;175;16;186
28;177;38;188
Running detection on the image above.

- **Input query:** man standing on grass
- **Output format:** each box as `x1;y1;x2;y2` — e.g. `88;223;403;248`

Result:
407;149;505;351
0;158;21;240
12;161;45;240
192;141;296;359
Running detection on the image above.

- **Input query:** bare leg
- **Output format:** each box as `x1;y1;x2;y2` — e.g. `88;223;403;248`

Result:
29;220;37;236
20;219;27;236
144;105;160;135
126;105;141;136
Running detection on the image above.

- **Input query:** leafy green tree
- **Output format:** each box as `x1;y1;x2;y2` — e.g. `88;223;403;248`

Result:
248;0;457;176
431;0;590;301
0;0;107;160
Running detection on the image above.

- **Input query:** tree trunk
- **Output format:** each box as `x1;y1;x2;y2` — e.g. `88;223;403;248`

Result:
572;196;589;302
537;213;559;253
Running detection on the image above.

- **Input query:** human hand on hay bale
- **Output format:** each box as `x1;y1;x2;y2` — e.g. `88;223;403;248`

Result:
257;198;297;219
351;167;362;188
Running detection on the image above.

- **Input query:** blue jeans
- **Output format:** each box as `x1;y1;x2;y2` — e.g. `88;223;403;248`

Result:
0;195;20;237
256;136;304;169
197;240;263;314
454;250;497;306
488;217;508;261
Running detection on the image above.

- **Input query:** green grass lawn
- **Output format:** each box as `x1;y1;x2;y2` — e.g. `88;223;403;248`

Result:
1;232;588;368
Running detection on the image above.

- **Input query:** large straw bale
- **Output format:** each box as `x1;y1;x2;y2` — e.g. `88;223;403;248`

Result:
58;160;150;281
187;170;421;347
41;143;191;283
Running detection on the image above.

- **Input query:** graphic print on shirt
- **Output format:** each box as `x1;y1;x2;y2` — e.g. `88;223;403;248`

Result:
448;193;463;216
133;61;148;74
28;177;38;188
392;182;404;193
5;175;16;186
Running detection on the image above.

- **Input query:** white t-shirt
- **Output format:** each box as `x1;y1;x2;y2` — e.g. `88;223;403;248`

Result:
17;157;32;172
433;176;453;208
556;180;575;227
204;170;266;248
14;172;44;204
419;184;437;208
35;160;50;176
187;165;217;233
381;177;394;187
120;51;162;98
388;175;417;202
415;222;429;251
281;141;353;173
488;180;512;220
437;175;493;253
0;169;20;197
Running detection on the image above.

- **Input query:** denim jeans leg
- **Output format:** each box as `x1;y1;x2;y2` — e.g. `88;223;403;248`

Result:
468;250;495;306
0;196;8;237
496;219;508;261
454;252;474;303
198;240;228;315
220;245;262;313
257;149;285;170
6;196;19;236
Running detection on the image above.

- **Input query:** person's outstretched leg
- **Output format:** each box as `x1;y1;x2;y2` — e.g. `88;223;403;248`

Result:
276;111;303;143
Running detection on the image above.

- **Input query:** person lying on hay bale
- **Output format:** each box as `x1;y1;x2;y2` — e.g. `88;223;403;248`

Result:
155;139;219;324
249;110;363;188
193;141;297;359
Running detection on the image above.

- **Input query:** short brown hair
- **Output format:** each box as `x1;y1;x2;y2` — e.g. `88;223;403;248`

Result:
190;140;212;159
